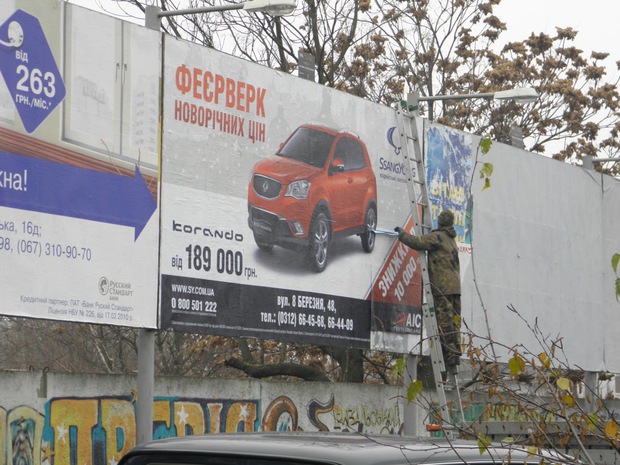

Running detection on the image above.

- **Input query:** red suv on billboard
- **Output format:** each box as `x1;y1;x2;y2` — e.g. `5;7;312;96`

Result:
248;124;378;272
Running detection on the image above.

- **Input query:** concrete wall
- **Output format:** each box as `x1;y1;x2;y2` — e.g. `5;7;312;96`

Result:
3;369;620;465
0;370;405;465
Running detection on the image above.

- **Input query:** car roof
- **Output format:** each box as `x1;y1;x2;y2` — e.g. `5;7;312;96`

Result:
300;123;360;139
122;432;562;465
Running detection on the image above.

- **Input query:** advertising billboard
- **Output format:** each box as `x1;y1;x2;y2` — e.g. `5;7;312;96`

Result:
159;36;423;350
0;1;160;328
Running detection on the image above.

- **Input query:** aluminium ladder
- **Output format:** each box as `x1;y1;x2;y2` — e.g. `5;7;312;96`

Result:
393;99;463;429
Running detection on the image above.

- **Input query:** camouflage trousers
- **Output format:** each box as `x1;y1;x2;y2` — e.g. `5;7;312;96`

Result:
433;294;462;368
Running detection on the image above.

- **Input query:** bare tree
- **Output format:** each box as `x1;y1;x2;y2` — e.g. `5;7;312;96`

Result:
364;1;620;172
106;0;619;173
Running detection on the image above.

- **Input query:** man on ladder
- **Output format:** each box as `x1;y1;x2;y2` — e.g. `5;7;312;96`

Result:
395;209;462;378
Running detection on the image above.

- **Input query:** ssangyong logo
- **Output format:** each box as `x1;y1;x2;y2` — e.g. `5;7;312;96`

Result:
380;126;407;177
386;126;401;155
99;277;109;295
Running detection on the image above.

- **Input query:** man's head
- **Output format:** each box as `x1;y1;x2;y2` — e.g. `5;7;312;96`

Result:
437;209;454;227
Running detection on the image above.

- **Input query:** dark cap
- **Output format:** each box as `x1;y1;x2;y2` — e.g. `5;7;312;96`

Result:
437;210;454;227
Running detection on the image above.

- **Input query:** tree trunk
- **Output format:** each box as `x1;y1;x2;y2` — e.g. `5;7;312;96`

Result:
225;356;331;382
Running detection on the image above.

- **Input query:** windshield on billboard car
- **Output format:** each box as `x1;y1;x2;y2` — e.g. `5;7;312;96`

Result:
277;127;335;168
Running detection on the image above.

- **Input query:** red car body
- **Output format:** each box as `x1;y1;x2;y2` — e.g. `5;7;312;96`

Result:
248;124;377;272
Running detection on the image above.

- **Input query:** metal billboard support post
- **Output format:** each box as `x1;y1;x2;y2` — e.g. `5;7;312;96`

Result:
136;329;155;445
403;354;420;436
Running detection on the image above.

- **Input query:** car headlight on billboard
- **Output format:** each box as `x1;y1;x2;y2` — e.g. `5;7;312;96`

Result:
285;180;311;200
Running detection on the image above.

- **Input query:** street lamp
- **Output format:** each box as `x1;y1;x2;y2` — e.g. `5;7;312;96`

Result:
146;0;297;30
407;87;539;147
408;87;538;117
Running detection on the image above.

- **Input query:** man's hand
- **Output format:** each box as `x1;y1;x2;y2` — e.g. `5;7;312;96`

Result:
394;227;402;233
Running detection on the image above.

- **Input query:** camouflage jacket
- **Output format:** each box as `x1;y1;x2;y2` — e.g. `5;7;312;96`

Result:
398;226;461;296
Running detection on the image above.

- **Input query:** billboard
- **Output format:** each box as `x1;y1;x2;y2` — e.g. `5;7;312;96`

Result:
0;1;160;328
425;122;474;246
159;36;423;350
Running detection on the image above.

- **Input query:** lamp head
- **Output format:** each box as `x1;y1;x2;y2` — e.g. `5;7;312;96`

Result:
243;0;297;16
493;87;538;104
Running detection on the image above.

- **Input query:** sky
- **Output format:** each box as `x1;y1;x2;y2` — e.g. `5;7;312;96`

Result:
495;0;619;73
70;0;620;73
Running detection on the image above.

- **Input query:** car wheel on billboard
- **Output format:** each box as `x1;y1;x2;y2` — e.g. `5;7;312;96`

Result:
361;202;377;253
307;210;330;273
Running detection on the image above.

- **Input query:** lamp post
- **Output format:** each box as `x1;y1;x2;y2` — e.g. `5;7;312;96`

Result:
146;0;297;30
399;86;538;436
138;0;296;446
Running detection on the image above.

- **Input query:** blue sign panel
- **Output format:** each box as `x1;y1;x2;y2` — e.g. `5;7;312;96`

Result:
0;151;157;240
0;9;66;133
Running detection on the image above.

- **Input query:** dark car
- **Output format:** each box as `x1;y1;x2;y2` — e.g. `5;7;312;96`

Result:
248;124;378;272
118;432;572;465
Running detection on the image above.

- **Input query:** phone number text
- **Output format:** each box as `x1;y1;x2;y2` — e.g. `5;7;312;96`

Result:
0;237;92;260
260;311;354;332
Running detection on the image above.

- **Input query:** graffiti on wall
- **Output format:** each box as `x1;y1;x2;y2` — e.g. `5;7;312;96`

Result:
0;393;401;465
